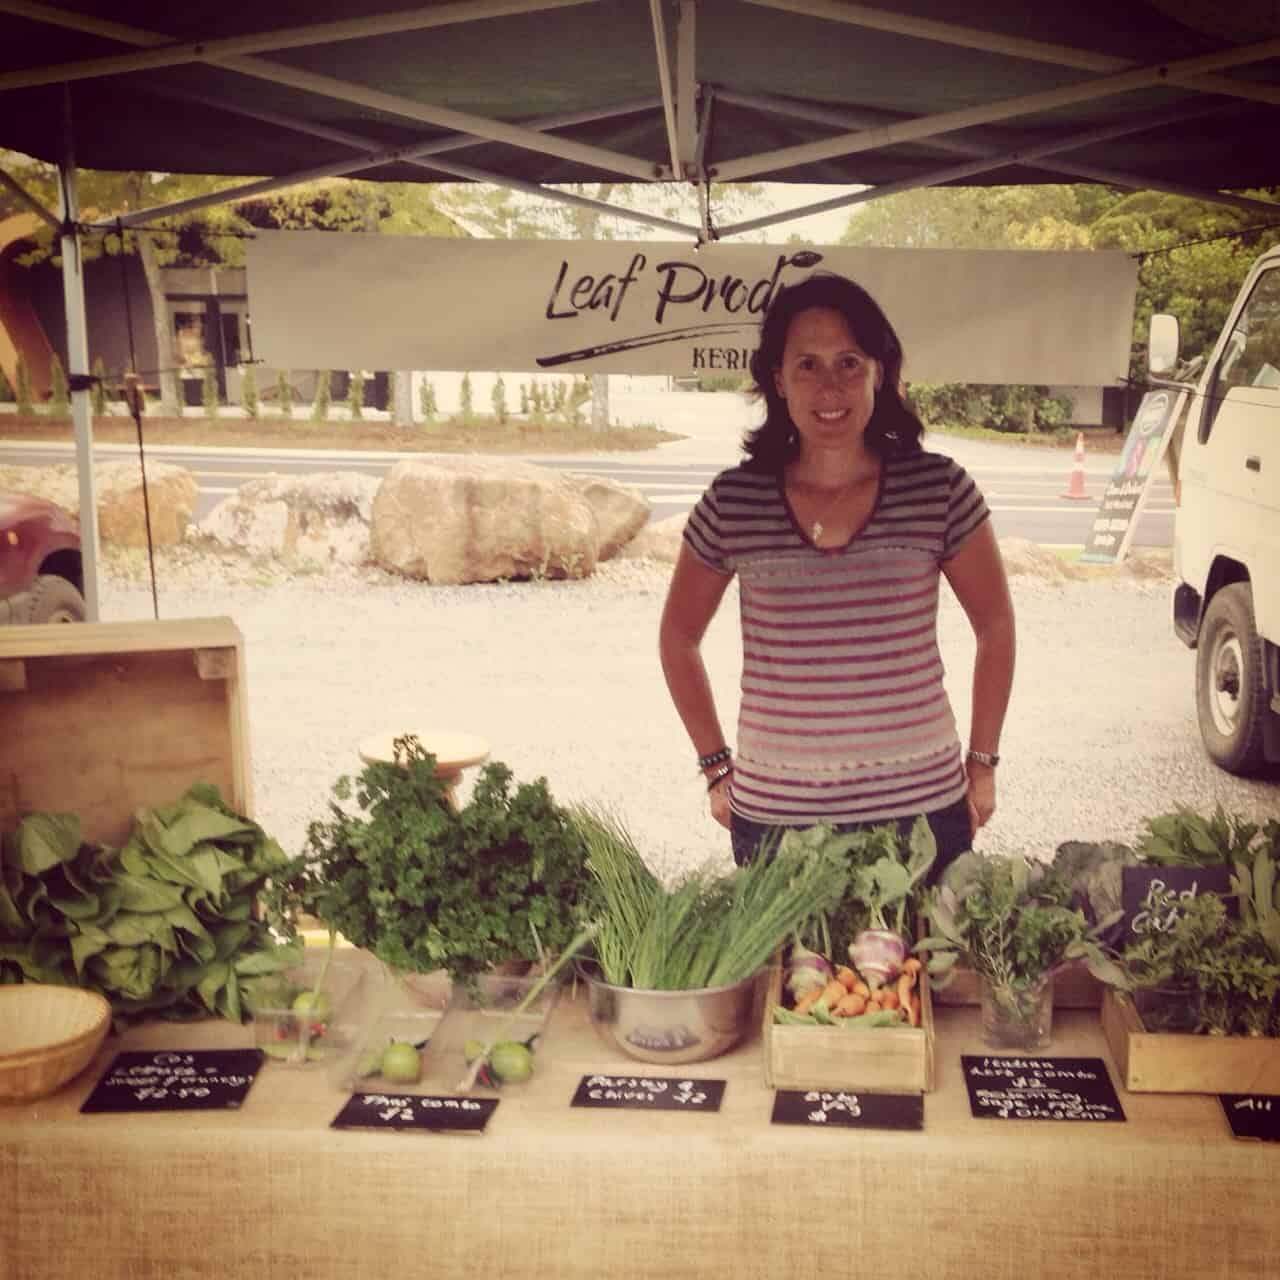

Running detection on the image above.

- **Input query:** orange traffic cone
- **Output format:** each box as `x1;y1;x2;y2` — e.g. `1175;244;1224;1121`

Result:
1061;431;1089;500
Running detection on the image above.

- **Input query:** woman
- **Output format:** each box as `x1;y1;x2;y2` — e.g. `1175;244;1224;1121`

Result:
659;272;1015;875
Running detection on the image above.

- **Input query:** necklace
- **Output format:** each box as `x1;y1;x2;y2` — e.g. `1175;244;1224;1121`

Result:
796;477;862;542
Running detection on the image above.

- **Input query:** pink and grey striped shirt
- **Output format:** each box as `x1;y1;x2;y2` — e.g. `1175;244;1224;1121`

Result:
683;450;989;826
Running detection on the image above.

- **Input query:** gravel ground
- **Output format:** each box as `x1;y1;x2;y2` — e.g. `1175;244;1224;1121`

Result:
96;546;1279;881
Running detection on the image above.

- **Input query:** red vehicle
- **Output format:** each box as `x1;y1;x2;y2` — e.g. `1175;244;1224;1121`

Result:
0;490;86;624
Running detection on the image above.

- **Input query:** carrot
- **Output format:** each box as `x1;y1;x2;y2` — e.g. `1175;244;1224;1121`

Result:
879;990;900;1011
836;966;857;991
901;957;923;976
907;993;922;1028
851;979;871;999
897;972;916;1009
794;988;823;1016
820;979;847;1007
835;992;867;1017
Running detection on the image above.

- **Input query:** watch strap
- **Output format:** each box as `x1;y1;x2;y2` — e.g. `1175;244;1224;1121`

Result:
966;749;1000;768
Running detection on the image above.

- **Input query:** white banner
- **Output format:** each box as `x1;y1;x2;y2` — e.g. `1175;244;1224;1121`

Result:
247;232;1138;385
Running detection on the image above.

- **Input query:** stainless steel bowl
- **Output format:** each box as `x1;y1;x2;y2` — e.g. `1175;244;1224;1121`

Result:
579;965;762;1066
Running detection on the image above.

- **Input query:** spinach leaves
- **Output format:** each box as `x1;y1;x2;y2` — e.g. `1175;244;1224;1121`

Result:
0;783;303;1023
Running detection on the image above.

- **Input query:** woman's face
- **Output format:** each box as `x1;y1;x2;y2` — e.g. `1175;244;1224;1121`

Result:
772;306;881;454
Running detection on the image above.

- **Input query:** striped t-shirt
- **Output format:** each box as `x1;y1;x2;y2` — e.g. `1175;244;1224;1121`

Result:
683;450;989;826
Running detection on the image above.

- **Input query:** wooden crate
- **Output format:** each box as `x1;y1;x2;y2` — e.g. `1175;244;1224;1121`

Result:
762;962;935;1094
0;617;251;845
1101;989;1280;1095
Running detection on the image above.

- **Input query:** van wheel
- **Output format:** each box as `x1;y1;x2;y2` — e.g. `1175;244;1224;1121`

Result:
1196;583;1268;774
24;574;87;625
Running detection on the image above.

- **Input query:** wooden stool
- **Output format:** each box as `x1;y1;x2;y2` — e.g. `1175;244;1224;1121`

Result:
357;729;491;810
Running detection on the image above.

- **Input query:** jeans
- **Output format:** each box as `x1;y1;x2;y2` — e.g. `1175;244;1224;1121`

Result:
729;795;973;886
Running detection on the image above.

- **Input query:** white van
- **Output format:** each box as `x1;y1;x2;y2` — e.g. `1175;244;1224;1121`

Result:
1153;244;1280;774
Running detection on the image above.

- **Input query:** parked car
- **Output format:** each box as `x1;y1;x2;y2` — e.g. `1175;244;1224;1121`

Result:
0;490;87;624
1153;243;1280;774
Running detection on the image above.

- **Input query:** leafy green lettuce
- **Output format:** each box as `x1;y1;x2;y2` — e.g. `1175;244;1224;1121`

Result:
0;783;302;1023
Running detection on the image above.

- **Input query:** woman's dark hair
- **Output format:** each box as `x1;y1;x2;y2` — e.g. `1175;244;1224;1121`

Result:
743;271;924;469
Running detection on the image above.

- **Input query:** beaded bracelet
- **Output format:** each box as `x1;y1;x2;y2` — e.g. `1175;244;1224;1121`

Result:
705;763;733;792
697;746;732;771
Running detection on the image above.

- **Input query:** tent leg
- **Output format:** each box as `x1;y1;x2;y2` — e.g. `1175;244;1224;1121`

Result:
57;96;100;621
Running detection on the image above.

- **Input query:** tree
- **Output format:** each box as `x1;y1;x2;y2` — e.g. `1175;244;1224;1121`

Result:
347;370;365;420
1089;189;1280;374
14;355;32;415
48;353;69;417
491;374;508;424
312;371;332;422
277;370;292;419
241;365;259;419
460;372;473;424
418;376;437;425
202;367;218;419
90;356;107;416
519;382;529;416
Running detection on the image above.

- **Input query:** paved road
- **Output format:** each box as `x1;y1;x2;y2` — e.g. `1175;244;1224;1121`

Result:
0;433;1175;548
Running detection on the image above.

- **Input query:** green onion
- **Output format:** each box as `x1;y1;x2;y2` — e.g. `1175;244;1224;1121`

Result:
570;807;846;990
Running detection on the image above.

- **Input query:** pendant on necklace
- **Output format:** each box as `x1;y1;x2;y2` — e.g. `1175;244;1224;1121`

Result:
811;520;824;540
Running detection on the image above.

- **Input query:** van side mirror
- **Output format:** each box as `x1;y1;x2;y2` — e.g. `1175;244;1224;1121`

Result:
1148;313;1180;376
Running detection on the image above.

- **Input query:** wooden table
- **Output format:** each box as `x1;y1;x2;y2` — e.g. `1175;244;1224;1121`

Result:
1;983;1275;1280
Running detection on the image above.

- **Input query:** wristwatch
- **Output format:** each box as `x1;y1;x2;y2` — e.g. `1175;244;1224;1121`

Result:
966;749;1000;768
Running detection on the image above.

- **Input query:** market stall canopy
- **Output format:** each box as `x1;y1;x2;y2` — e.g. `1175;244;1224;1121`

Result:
1;0;1279;239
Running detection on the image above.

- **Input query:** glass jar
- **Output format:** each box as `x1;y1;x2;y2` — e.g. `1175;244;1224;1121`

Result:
980;974;1054;1051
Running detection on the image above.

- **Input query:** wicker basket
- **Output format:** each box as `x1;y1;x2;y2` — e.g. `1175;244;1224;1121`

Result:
0;985;112;1103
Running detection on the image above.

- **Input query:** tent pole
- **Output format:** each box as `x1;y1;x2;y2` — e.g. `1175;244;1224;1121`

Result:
56;85;100;621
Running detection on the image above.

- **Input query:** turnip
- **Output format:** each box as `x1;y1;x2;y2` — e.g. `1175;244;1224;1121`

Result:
848;928;907;989
784;942;833;1000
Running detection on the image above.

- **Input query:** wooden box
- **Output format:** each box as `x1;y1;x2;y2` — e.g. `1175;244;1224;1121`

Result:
0;617;251;845
1101;989;1280;1095
762;962;935;1094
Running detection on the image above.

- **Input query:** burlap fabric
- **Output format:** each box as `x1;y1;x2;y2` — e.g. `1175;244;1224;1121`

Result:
2;983;1274;1279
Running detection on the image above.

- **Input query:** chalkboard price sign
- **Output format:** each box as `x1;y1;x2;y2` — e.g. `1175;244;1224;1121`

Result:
1120;865;1233;944
330;1092;499;1134
1221;1094;1280;1143
81;1049;263;1113
771;1088;923;1131
570;1073;725;1112
961;1056;1126;1123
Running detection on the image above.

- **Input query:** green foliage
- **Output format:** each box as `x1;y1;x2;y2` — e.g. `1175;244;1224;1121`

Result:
418;376;437;424
1090;190;1280;380
920;851;1126;994
240;365;259;419
459;372;474;424
14;355;33;415
566;377;591;425
347;370;365;420
47;353;69;417
529;380;544;415
694;373;753;393
201;367;219;419
519;382;529;415
571;806;846;990
295;737;593;982
277;369;292;419
90;356;108;416
910;382;1073;434
1136;805;1274;867
0;785;303;1024
491;374;508;424
312;371;332;422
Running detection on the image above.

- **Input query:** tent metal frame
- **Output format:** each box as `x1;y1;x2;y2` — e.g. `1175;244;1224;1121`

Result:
2;0;1279;616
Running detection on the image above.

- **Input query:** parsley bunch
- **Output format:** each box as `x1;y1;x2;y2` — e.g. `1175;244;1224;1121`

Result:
295;737;592;981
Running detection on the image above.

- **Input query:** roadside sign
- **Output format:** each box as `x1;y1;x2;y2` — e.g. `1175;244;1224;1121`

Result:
1080;387;1188;565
